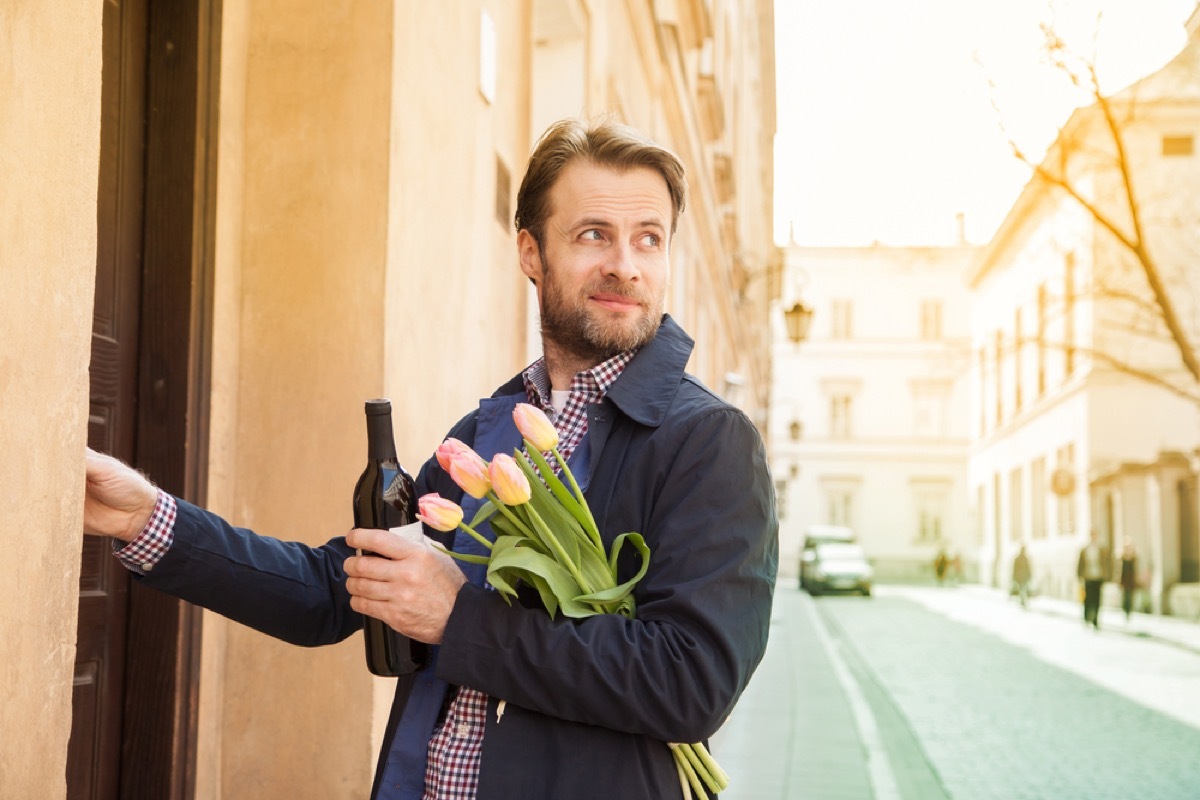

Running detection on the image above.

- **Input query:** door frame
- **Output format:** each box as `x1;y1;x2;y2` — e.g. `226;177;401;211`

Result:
119;1;220;796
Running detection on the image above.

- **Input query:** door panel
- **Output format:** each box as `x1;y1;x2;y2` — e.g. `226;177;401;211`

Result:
68;0;148;797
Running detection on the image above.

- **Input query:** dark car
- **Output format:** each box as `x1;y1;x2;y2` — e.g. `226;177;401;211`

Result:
803;542;873;596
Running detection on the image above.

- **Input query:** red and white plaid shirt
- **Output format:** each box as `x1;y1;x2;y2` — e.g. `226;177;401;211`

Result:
113;347;637;800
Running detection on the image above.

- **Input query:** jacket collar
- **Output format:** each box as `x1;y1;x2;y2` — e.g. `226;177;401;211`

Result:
603;314;692;428
490;314;694;429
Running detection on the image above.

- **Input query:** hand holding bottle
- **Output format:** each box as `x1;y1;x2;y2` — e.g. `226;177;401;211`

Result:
344;525;466;646
83;447;158;542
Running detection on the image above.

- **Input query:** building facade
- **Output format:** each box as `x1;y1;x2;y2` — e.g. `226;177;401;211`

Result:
1;2;778;797
967;8;1200;612
772;244;976;583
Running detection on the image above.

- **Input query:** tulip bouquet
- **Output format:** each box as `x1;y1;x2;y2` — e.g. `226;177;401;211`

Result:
416;403;730;799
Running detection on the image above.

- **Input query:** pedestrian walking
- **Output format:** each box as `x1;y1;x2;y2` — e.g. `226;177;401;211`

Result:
1012;545;1032;608
934;549;949;586
1077;530;1110;630
1119;536;1139;621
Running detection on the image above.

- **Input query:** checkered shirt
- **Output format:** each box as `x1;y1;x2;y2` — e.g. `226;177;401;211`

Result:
112;490;177;574
422;347;636;799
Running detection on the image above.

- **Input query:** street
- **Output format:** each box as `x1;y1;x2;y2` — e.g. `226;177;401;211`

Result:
711;584;1200;799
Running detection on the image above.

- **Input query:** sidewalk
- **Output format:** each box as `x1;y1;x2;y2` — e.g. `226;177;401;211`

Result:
948;582;1200;655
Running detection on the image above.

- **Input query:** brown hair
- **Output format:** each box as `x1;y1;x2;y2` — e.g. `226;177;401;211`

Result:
514;117;688;246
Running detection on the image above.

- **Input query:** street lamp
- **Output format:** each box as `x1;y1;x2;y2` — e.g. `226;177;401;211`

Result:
782;301;814;344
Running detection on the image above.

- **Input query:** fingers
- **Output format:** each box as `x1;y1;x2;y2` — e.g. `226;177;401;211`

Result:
345;527;424;560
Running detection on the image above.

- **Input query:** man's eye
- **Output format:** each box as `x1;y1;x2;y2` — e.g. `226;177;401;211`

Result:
640;233;661;247
580;229;604;241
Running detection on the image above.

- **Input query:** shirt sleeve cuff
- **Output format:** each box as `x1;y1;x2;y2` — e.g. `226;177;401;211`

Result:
112;490;177;575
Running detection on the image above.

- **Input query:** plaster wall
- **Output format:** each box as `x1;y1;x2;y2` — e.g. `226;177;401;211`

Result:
0;4;101;798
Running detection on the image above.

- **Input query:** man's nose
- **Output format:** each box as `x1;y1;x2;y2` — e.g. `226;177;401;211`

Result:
602;241;639;282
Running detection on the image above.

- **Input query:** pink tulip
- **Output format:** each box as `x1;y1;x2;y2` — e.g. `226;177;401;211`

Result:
489;453;532;505
449;451;491;499
416;493;464;532
436;438;476;473
513;403;559;451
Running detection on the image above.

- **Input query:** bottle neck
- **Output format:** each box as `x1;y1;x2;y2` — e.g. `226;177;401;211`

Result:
366;411;398;461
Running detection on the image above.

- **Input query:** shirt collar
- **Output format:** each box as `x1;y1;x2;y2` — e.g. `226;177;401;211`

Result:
521;348;638;411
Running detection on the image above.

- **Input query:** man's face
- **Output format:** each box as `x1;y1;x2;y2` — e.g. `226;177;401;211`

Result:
519;161;672;365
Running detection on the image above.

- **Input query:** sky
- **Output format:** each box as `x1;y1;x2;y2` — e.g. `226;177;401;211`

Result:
773;0;1197;247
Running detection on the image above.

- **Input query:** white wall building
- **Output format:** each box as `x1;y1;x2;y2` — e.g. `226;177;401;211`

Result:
967;9;1200;613
772;243;976;583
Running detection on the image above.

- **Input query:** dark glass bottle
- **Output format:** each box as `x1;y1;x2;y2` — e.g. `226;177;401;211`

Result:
352;398;428;676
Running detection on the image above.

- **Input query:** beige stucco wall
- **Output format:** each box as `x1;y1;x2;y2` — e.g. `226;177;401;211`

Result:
199;2;396;797
0;4;102;798
199;2;537;796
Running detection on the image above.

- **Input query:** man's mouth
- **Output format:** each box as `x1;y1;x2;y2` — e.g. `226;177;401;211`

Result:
590;292;641;312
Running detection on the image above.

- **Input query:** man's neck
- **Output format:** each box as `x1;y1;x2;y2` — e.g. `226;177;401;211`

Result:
541;340;600;391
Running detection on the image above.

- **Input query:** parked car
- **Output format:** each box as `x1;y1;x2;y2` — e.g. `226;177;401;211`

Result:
803;542;873;597
799;524;856;590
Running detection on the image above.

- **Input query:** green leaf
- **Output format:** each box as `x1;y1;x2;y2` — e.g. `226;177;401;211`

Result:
577;532;651;610
487;545;598;618
469;500;498;529
521;445;594;532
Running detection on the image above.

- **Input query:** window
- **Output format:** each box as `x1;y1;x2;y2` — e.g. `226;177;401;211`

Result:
1163;135;1194;157
912;480;950;543
1064;254;1076;376
920;300;943;339
1036;284;1047;396
830;299;853;339
830;394;853;438
1055;444;1077;535
912;380;950;438
1009;467;1023;541
994;330;1003;426
819;476;860;528
827;490;853;527
1031;456;1047;539
495;156;511;228
977;346;987;435
1014;307;1023;412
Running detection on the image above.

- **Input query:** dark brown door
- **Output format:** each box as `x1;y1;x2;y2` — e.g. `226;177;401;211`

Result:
69;0;149;796
71;0;218;797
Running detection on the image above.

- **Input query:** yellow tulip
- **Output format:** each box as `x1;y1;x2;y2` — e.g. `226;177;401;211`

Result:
513;403;559;451
489;453;532;505
436;437;476;472
449;451;491;499
416;493;464;532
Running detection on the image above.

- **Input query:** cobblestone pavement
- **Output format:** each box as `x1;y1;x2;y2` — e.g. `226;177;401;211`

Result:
713;585;1200;799
820;587;1200;799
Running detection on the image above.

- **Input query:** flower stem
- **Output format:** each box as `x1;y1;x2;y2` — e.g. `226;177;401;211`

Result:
526;505;596;597
671;744;708;798
454;521;494;552
553;448;605;553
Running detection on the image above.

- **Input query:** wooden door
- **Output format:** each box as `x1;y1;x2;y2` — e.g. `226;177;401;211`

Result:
68;0;149;796
70;0;218;797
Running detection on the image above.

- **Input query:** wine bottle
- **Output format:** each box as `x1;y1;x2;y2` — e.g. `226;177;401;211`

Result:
352;398;428;676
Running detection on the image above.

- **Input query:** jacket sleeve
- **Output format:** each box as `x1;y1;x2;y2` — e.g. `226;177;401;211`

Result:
134;499;363;647
435;406;779;744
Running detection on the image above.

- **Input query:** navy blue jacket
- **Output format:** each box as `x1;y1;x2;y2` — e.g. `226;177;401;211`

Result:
138;315;778;799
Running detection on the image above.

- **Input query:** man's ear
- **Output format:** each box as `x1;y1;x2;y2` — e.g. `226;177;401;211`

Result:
517;229;542;285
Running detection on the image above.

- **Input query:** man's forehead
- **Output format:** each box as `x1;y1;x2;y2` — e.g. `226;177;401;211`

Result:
548;162;671;221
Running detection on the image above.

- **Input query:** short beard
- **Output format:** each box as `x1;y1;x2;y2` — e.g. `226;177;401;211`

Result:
538;250;663;365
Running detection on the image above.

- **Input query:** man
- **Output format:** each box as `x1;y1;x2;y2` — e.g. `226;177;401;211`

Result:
1011;544;1032;609
83;117;779;800
1077;530;1110;630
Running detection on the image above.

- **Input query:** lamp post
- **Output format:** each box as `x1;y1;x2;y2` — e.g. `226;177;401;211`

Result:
783;300;814;344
